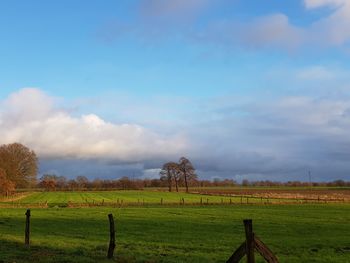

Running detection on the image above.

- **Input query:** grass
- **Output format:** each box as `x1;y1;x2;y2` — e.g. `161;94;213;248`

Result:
0;204;349;262
3;190;280;206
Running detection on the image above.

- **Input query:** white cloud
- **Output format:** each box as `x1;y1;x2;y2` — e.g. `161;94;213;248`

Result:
98;0;350;51
304;0;346;9
3;88;350;181
0;88;187;161
296;66;336;80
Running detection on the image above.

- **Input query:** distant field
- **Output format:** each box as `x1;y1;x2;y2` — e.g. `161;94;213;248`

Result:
3;191;257;206
0;190;314;207
0;204;349;262
189;186;350;201
1;187;348;207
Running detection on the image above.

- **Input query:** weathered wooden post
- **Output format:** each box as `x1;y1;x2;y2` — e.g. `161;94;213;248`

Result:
107;214;116;259
25;209;30;247
200;197;203;205
207;198;209;205
244;219;255;263
226;219;279;263
182;198;185;205
160;198;163;205
230;198;232;204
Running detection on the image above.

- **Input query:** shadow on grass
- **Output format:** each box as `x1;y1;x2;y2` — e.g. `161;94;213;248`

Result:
0;238;150;263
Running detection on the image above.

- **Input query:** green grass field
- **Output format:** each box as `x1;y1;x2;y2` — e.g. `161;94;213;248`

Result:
2;190;283;206
0;191;349;262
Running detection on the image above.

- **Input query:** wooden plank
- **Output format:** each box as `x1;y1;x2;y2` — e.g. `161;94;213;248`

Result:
244;219;255;263
226;241;246;263
254;235;279;263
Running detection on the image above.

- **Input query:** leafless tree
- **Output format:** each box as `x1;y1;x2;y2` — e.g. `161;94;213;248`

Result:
160;162;180;192
178;157;197;193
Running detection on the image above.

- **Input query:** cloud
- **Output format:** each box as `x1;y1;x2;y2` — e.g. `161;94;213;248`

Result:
194;14;303;51
184;94;350;181
304;0;345;9
296;66;336;80
0;88;187;162
98;0;350;51
2;88;350;181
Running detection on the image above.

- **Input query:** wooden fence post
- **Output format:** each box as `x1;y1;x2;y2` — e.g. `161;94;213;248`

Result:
25;209;30;247
244;219;255;263
160;198;163;205
226;219;279;263
107;214;116;259
200;197;203;205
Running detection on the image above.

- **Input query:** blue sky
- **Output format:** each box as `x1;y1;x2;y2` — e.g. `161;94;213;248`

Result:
1;0;350;181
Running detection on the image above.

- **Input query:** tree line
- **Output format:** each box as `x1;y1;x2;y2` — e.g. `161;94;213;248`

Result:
1;142;349;195
36;175;350;191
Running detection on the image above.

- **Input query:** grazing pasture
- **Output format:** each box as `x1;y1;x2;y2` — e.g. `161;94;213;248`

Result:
1;190;277;207
0;204;349;262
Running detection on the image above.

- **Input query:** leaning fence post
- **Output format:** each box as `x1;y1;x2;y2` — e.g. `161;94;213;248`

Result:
244;219;255;263
25;209;31;247
107;214;116;259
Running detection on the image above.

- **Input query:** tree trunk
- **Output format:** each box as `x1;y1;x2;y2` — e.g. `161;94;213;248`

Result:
175;179;179;192
167;168;172;192
184;171;189;193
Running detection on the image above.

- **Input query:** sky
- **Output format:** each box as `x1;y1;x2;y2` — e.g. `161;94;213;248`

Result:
1;0;350;182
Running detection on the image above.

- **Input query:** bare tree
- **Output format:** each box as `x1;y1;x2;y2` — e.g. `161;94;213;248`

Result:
76;176;89;189
159;162;180;192
171;163;182;192
178;157;197;193
39;174;58;191
160;163;172;192
0;143;38;188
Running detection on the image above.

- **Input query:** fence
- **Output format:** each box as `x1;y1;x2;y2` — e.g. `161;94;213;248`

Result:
1;194;347;209
23;209;278;262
